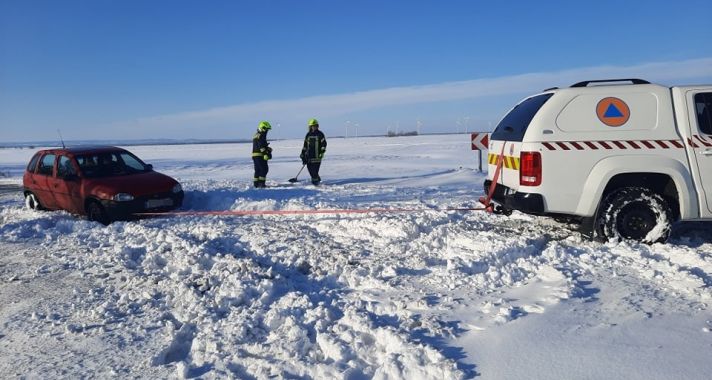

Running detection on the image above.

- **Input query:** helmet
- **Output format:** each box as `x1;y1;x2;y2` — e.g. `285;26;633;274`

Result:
258;121;272;131
308;118;319;127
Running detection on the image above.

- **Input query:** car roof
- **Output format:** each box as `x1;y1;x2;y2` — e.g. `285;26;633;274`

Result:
37;146;127;155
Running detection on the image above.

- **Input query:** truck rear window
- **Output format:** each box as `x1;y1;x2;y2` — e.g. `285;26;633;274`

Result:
491;93;553;142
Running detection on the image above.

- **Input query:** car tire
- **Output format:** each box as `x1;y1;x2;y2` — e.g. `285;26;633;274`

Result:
87;200;110;225
25;192;43;211
595;187;673;244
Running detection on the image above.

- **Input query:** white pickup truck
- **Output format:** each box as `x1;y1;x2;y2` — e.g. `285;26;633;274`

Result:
484;79;712;243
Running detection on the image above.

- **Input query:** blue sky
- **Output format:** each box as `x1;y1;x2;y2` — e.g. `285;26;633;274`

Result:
1;0;712;142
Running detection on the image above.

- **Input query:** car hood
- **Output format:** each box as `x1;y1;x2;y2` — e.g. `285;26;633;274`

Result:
85;171;179;199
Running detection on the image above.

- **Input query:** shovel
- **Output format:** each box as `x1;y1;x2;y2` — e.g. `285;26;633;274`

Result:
288;165;306;183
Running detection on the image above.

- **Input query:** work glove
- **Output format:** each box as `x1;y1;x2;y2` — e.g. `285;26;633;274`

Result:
300;153;306;165
318;152;324;159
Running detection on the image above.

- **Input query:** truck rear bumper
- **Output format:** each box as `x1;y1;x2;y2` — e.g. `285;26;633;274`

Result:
483;180;545;214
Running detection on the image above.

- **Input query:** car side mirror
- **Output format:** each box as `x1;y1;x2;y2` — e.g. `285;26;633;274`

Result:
146;164;153;171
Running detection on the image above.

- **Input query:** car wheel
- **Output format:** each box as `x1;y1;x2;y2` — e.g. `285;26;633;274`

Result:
87;201;110;225
25;192;43;211
595;187;672;244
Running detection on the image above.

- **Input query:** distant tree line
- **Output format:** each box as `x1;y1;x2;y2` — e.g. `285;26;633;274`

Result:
386;130;419;137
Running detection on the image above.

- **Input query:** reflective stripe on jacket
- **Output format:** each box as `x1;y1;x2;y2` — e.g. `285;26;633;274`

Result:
252;130;269;158
301;130;326;162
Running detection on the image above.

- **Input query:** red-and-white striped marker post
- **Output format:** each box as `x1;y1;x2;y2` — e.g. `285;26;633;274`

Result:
471;132;489;172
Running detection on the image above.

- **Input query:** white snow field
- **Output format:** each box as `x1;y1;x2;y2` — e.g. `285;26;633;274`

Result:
1;134;711;379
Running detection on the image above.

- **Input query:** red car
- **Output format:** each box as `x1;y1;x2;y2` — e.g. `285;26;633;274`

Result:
23;146;183;224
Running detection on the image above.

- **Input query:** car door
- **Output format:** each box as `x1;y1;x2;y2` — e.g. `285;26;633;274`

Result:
49;155;83;214
688;91;712;214
23;152;42;192
32;153;58;209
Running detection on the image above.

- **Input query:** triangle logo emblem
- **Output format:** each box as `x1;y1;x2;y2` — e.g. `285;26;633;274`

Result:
597;97;630;127
604;103;624;118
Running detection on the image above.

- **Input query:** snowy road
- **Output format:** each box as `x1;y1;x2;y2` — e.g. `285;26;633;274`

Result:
0;184;21;195
1;135;711;379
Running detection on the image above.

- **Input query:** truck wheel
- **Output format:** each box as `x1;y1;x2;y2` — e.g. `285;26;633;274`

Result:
595;187;672;244
87;201;110;225
24;192;43;210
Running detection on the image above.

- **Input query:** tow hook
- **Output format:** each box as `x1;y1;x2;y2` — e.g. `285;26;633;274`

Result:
493;205;513;216
478;195;512;216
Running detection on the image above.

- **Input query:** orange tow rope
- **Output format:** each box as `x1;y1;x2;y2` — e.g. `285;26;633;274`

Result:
135;206;488;218
478;143;506;212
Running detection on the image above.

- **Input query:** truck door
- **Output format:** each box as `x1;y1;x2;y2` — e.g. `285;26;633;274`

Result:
689;91;712;214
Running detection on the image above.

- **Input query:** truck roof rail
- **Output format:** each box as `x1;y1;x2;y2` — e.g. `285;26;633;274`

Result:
542;87;559;92
570;79;651;87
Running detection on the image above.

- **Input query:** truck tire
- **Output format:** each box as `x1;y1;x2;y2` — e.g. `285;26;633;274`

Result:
595;187;672;244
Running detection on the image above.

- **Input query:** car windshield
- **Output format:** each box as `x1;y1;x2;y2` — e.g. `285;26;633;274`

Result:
76;151;149;178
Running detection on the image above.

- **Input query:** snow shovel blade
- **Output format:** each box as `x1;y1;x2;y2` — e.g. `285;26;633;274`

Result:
289;165;306;183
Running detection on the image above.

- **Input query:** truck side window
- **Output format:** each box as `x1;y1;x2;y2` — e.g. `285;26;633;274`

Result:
694;92;712;135
37;154;56;176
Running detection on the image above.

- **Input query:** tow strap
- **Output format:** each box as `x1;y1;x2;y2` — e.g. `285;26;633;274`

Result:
479;143;507;212
136;206;487;218
136;149;506;218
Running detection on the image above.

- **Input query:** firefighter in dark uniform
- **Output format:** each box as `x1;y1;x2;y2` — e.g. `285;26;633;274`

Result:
252;121;272;188
300;118;327;185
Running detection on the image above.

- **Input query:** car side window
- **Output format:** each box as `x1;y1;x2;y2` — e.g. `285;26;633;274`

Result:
77;155;99;177
99;153;122;175
694;92;712;135
76;153;124;177
27;153;41;173
57;156;77;178
37;154;56;176
120;152;146;172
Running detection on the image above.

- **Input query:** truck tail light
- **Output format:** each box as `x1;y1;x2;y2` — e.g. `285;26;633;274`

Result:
520;151;542;186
